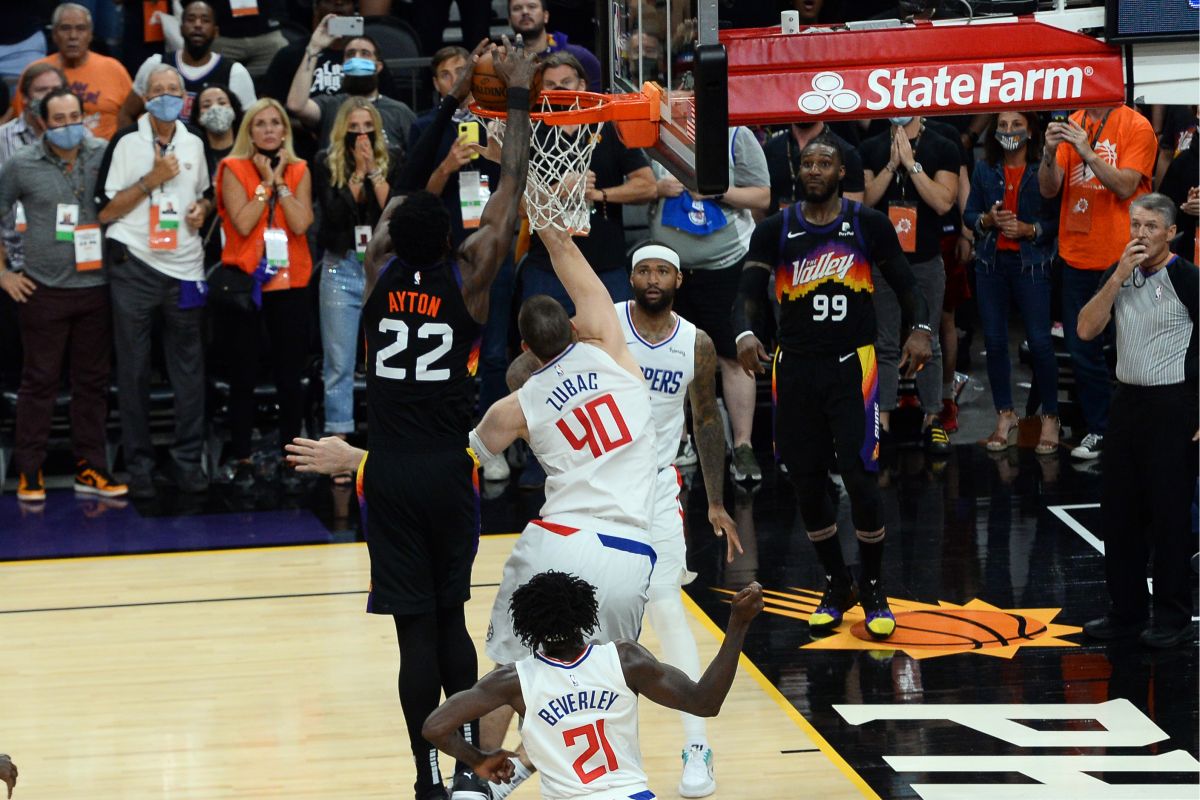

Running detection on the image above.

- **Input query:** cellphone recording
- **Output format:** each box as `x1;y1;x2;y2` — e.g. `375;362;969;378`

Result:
327;15;364;38
458;120;480;160
1050;110;1069;124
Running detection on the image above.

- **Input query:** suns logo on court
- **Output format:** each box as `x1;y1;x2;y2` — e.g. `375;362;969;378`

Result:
715;587;1081;660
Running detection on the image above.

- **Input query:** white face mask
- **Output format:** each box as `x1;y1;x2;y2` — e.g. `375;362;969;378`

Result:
199;104;235;133
889;116;913;127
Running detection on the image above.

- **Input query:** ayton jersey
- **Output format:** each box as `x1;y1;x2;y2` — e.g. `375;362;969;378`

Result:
364;257;481;449
747;198;905;357
517;342;657;530
616;301;696;470
515;642;648;800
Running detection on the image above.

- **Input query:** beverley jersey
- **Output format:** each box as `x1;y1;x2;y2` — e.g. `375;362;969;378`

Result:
616;301;697;470
746;198;905;357
364;257;481;450
515;643;647;800
517;342;656;530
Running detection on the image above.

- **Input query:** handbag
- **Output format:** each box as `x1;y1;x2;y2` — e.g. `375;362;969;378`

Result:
206;263;255;312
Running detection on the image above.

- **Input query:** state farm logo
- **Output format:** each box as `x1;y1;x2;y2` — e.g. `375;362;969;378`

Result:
798;62;1090;113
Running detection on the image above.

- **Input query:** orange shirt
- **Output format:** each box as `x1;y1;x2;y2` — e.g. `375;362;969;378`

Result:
12;52;133;141
216;157;313;289
1055;105;1156;270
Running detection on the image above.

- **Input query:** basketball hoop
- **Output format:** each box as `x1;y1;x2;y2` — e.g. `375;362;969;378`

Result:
471;87;659;234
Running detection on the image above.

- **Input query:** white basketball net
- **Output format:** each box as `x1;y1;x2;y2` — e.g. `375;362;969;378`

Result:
484;95;603;234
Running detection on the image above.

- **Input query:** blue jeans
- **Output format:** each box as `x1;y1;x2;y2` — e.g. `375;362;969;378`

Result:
1061;262;1111;435
519;263;633;317
319;250;365;434
478;255;515;415
975;250;1058;414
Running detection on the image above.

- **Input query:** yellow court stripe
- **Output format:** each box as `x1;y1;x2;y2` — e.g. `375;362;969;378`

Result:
682;591;881;800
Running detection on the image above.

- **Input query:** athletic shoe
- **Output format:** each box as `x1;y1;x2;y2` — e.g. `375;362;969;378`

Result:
1082;614;1145;641
808;573;857;633
939;399;959;433
480;451;510;481
1070;433;1104;460
449;769;490;800
923;421;952;457
729;444;762;482
674;435;699;467
17;470;45;502
127;471;156;500
678;744;715;798
74;460;129;498
1140;623;1195;649
487;757;532;799
858;579;897;639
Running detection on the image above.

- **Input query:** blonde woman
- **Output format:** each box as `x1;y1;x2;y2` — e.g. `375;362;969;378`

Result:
214;97;315;493
314;98;401;470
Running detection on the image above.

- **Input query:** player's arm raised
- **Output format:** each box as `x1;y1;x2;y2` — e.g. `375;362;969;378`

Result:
422;665;525;782
688;329;741;561
618;583;762;717
458;35;539;322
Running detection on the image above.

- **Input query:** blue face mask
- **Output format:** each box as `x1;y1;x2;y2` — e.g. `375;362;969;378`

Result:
45;122;86;150
889;116;913;127
146;93;185;123
342;57;376;77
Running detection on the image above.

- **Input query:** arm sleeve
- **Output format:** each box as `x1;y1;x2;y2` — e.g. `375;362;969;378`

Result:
396;95;459;192
229;63;258;109
867;210;930;328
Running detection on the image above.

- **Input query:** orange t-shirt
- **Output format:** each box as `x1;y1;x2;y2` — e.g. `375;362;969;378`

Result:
1055;105;1156;270
12;52;133;141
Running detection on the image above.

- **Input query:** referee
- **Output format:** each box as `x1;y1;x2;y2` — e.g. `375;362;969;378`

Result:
1078;193;1198;649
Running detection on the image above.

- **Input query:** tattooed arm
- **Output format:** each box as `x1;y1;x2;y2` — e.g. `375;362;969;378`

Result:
688;329;742;562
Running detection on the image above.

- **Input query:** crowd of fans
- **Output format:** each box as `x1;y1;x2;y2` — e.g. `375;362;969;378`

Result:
0;0;1195;505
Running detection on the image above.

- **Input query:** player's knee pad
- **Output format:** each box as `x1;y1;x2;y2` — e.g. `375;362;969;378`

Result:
793;469;837;533
840;463;884;534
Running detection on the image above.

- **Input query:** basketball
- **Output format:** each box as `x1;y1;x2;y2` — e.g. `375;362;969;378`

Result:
471;50;543;113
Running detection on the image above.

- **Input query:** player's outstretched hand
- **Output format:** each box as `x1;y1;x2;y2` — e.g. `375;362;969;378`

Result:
735;333;769;377
899;329;933;379
474;749;519;782
285;436;364;476
707;504;743;563
450;38;492;103
728;582;764;627
493;34;539;91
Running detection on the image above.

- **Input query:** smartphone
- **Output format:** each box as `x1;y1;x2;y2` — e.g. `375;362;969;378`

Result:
458;120;480;160
1050;110;1069;124
328;15;364;38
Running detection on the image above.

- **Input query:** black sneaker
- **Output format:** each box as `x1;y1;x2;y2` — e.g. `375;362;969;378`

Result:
1082;614;1146;640
230;460;257;493
808;572;857;633
1070;433;1104;460
923;421;951;457
449;769;490;800
127;471;156;500
858;579;897;639
1139;623;1195;649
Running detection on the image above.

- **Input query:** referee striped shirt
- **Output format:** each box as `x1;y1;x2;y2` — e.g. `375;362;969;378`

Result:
1103;255;1198;387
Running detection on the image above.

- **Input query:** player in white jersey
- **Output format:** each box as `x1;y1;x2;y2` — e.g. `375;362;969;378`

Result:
422;571;764;800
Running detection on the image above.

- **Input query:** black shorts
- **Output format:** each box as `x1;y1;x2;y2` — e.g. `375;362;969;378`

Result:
773;344;880;475
674;261;742;359
360;447;480;615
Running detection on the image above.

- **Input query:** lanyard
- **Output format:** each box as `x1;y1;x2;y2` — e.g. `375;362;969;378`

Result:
47;145;87;204
1084;108;1114;152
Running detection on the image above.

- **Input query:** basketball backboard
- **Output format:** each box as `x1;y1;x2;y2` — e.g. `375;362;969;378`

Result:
600;0;729;195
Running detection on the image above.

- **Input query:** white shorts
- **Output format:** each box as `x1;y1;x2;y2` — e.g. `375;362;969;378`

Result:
486;513;656;665
648;467;686;591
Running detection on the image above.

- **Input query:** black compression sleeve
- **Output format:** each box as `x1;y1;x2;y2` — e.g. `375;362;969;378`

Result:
732;264;771;343
877;251;930;332
396;95;460;192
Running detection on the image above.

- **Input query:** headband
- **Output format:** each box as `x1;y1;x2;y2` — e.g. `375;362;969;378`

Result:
631;243;680;270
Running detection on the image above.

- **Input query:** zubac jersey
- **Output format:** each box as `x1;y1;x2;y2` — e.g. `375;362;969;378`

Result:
615;301;697;470
517;342;657;530
363;256;481;449
515;642;647;800
750;198;905;357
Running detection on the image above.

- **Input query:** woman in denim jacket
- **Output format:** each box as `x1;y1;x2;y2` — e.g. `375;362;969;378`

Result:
964;111;1061;454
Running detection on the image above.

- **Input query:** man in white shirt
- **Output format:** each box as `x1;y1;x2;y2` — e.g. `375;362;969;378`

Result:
96;64;212;499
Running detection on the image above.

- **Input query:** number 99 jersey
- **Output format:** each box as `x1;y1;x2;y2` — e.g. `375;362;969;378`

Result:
745;198;905;358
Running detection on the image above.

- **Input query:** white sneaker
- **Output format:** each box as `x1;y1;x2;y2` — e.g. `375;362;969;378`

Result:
674;436;698;467
480;451;511;481
1070;433;1104;460
678;745;715;798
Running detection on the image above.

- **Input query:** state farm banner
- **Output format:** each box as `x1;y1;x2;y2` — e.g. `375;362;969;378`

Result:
720;19;1125;123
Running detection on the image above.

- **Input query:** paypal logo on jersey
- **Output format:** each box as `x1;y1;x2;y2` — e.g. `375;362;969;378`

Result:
642;366;685;394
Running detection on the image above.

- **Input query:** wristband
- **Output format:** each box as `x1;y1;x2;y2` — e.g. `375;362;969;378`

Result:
912;323;935;335
137;179;152;197
468;428;497;463
506;87;531;111
734;330;757;345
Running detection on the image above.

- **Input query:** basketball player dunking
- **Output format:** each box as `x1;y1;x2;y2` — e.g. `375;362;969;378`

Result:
422;571;764;800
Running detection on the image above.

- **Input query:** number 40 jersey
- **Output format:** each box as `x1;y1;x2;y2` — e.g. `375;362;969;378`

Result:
517;342;657;531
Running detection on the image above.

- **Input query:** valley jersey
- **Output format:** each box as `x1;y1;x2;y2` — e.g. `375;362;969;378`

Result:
364;257;481;450
746;198;906;357
515;642;648;799
517;342;657;530
616;301;697;470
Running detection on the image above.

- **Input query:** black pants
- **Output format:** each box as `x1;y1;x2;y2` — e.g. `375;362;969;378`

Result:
1100;382;1199;629
222;287;311;460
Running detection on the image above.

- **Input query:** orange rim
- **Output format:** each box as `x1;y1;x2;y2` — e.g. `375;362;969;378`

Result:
469;85;661;126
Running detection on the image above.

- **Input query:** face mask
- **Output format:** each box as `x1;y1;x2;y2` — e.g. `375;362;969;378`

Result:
889;116;913;127
995;130;1029;151
146;93;185;123
344;130;377;153
45;122;86;150
342;57;376;77
199;104;235;133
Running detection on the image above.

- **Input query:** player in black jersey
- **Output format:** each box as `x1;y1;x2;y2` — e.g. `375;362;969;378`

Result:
732;136;933;640
355;36;537;800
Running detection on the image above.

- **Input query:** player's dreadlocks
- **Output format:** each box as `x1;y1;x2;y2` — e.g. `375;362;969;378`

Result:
510;571;600;652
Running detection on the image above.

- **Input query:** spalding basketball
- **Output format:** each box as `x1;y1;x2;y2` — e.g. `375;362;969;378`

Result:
470;50;543;113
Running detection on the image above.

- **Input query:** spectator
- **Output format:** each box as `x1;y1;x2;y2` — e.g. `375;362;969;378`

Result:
763;120;864;209
861;114;959;455
509;0;602;92
963;111;1060;455
1159;119;1198;261
95;65;212;499
215;98;315;493
286;22;416;151
123;1;257;127
194;84;243;267
0;64;67;274
1078;193;1197;649
0;87;126;502
0;7;46;81
1038;103;1156;460
9;4;134;141
648;125;771;481
314;97;399;462
209;0;289;74
365;0;491;57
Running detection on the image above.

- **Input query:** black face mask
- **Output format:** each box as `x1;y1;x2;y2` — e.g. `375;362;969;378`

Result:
344;130;377;154
341;74;378;97
256;145;281;167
